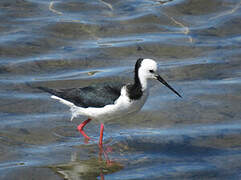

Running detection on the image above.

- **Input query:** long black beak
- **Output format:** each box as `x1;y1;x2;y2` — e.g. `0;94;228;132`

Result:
155;74;182;98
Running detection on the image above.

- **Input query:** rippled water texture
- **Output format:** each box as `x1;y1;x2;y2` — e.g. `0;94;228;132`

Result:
0;0;241;179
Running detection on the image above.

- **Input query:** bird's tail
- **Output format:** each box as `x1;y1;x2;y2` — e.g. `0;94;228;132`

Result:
51;95;87;121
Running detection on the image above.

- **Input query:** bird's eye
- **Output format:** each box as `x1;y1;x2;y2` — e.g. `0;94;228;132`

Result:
149;70;154;73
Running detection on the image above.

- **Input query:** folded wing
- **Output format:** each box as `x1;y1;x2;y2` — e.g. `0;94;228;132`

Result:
38;82;124;108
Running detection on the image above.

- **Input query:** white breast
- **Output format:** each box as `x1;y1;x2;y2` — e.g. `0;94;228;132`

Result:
80;86;149;122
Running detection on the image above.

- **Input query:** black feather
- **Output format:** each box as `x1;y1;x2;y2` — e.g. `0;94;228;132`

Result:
126;58;143;100
37;82;124;108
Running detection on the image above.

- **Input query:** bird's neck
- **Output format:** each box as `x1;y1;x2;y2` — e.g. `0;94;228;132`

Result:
136;72;148;91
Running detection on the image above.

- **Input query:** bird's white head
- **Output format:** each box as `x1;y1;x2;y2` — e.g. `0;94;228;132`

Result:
135;58;182;97
138;58;158;80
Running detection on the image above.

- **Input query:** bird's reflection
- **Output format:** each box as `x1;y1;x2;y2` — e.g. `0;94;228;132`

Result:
84;137;113;165
49;146;123;180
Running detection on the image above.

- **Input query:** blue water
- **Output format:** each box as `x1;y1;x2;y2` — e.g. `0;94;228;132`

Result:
0;0;241;179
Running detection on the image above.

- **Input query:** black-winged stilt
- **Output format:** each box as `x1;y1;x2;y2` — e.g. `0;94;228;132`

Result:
38;58;182;148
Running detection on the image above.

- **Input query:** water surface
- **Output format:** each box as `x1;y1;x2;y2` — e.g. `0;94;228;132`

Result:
0;0;241;179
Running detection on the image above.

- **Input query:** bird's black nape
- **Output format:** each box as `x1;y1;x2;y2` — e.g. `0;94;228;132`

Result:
134;58;144;85
126;58;144;100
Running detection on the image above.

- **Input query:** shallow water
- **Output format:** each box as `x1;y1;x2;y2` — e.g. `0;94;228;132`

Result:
0;0;241;179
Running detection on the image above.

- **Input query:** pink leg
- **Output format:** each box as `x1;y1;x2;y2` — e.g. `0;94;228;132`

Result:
99;123;104;147
99;141;111;165
98;123;112;165
77;118;92;140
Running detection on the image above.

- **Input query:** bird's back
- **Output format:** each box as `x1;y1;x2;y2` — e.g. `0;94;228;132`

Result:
38;82;125;108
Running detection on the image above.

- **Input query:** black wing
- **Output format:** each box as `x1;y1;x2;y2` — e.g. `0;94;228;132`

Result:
38;82;124;108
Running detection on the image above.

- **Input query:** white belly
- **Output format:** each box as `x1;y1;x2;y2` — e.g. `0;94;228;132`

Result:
80;89;149;122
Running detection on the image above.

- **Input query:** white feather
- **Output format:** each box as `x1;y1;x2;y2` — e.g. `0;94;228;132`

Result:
51;86;148;123
51;95;87;121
